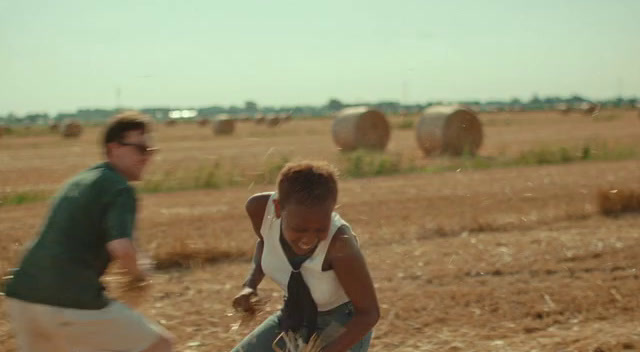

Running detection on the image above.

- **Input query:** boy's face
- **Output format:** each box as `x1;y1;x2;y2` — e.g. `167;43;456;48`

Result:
276;199;334;255
108;130;155;181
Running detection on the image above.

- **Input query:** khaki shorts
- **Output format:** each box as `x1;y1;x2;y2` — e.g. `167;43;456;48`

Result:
5;297;167;352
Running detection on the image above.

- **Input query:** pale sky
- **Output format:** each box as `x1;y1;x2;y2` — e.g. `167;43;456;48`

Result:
1;0;639;115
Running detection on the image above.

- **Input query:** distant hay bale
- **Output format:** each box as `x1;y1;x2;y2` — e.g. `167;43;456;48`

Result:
60;119;83;138
165;119;177;126
265;113;281;127
254;113;266;124
331;106;390;151
275;113;288;123
197;118;209;127
555;103;572;115
416;105;483;156
505;105;524;112
0;125;6;138
579;102;600;116
49;121;59;132
281;113;293;122
597;188;640;216
212;114;235;135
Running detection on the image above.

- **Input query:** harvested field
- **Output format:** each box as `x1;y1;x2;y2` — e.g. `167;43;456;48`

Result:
1;109;640;351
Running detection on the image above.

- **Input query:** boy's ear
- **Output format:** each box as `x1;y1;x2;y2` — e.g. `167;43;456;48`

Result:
105;141;118;156
273;198;282;218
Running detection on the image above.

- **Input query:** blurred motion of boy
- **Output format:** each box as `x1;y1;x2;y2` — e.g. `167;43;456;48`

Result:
3;111;173;352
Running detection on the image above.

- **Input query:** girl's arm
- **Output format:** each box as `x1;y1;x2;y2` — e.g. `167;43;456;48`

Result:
322;226;380;352
242;238;264;291
232;192;273;312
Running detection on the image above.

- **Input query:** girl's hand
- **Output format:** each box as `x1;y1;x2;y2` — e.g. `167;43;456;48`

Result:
232;286;258;314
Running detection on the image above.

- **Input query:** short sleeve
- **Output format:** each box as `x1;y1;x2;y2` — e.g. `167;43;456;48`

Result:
105;186;137;242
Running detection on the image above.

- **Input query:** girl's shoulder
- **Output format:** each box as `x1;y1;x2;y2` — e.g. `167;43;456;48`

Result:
326;223;361;261
245;192;275;239
245;192;274;213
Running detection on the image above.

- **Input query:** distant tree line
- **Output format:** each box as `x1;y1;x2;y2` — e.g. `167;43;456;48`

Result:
1;96;637;125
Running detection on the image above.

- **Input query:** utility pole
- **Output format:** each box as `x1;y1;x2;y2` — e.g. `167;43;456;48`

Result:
116;86;122;110
402;80;408;104
616;77;623;99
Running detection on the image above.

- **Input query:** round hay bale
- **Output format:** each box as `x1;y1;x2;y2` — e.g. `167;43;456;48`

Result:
331;106;390;151
281;113;293;122
254;113;266;124
579;102;600;116
0;125;6;138
165;119;177;126
212;114;235;135
49;121;60;132
415;105;483;156
60;119;83;138
197;118;209;127
265;113;280;127
555;103;572;115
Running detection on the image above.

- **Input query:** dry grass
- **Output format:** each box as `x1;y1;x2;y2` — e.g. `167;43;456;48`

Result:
151;238;250;270
274;323;344;352
1;109;640;351
1;109;639;193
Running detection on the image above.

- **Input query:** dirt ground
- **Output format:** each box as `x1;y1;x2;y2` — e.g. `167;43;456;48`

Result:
1;109;640;351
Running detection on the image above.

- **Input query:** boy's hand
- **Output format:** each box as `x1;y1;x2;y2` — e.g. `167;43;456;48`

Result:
118;272;152;308
137;252;155;273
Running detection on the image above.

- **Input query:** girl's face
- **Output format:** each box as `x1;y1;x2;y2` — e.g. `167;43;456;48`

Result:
277;199;334;255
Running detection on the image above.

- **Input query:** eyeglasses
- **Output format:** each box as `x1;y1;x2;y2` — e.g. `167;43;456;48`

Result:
117;141;158;155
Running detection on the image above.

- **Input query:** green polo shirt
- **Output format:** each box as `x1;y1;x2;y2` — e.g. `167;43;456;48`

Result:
5;162;137;309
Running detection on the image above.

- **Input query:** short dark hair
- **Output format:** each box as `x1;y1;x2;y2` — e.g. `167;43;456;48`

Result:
276;161;338;208
103;111;152;151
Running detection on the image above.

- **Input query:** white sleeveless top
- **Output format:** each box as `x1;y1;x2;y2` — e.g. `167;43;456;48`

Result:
260;193;351;312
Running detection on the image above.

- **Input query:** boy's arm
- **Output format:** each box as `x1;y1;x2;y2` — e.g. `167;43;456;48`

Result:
105;187;146;281
107;238;147;281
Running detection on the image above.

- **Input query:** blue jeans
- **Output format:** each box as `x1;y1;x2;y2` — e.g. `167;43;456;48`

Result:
231;302;373;351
